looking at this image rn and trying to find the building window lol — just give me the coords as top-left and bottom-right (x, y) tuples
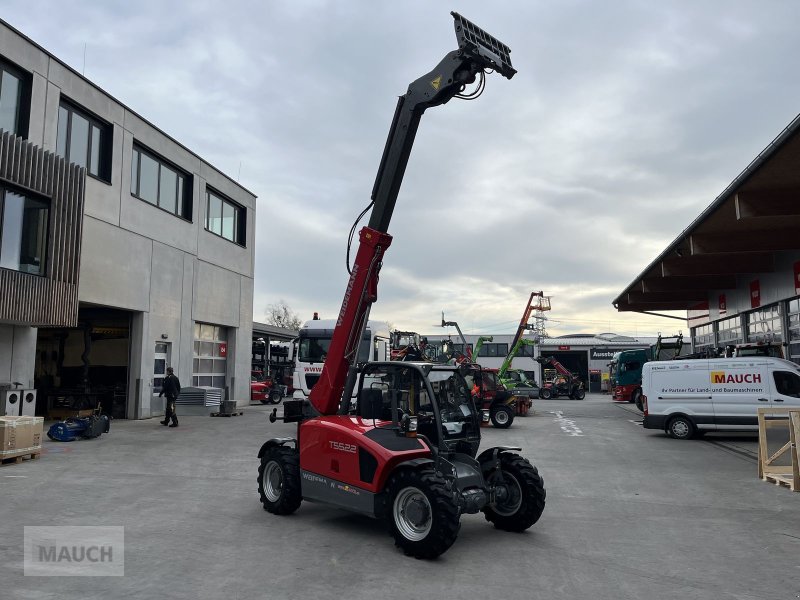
(691, 323), (714, 351)
(477, 343), (509, 358)
(746, 304), (782, 343)
(717, 315), (742, 347)
(206, 188), (245, 245)
(130, 144), (192, 219)
(0, 59), (30, 138)
(517, 343), (537, 358)
(451, 343), (473, 357)
(787, 298), (800, 366)
(192, 323), (227, 388)
(55, 100), (112, 181)
(0, 186), (49, 275)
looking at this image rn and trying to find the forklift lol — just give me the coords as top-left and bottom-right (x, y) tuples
(257, 13), (545, 559)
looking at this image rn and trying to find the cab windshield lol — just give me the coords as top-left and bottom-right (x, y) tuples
(357, 365), (478, 441)
(299, 330), (370, 363)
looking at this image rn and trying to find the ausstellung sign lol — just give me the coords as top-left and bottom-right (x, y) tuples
(590, 349), (617, 361)
(590, 348), (645, 360)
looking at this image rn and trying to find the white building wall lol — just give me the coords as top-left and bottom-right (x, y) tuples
(0, 21), (257, 415)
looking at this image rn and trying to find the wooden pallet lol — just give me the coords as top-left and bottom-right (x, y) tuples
(210, 411), (244, 417)
(764, 473), (796, 490)
(1, 450), (41, 466)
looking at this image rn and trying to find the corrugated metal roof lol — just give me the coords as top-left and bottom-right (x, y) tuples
(538, 336), (657, 347)
(252, 322), (298, 339)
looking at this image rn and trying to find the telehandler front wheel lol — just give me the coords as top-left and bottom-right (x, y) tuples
(483, 453), (545, 532)
(385, 468), (460, 559)
(258, 447), (302, 515)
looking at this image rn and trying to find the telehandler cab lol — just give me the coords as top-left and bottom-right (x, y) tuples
(257, 12), (545, 559)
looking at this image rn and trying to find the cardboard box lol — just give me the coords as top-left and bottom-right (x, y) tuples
(16, 416), (44, 450)
(0, 416), (23, 455)
(30, 416), (43, 448)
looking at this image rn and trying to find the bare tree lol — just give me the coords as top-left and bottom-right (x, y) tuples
(265, 300), (304, 331)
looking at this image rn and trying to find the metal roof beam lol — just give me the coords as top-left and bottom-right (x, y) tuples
(642, 275), (737, 292)
(735, 190), (800, 219)
(615, 301), (701, 312)
(661, 252), (774, 276)
(628, 291), (708, 304)
(690, 229), (800, 254)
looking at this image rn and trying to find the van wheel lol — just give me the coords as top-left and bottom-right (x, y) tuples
(667, 416), (695, 440)
(631, 390), (643, 411)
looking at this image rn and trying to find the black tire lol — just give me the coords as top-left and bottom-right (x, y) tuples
(572, 387), (586, 400)
(258, 447), (302, 514)
(539, 387), (552, 400)
(666, 415), (695, 440)
(631, 389), (643, 411)
(268, 389), (283, 404)
(483, 453), (546, 532)
(491, 405), (514, 429)
(384, 468), (461, 559)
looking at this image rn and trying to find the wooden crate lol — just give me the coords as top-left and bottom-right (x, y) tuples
(757, 407), (800, 492)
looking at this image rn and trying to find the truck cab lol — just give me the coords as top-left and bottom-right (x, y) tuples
(292, 319), (390, 400)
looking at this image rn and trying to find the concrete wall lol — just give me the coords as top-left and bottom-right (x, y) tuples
(0, 21), (258, 414)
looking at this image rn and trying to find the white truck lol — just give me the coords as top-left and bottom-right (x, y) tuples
(291, 318), (391, 400)
(642, 356), (800, 439)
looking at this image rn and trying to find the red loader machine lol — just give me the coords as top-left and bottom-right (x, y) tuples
(536, 356), (586, 400)
(257, 13), (545, 559)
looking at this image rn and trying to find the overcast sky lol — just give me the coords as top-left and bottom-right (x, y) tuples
(5, 1), (800, 337)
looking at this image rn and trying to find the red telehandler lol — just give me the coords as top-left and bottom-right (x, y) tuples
(536, 356), (586, 400)
(257, 13), (545, 559)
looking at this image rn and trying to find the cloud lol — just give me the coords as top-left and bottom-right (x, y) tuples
(5, 0), (800, 338)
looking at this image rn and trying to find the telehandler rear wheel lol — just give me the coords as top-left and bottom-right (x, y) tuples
(258, 447), (302, 515)
(483, 453), (545, 532)
(385, 468), (460, 559)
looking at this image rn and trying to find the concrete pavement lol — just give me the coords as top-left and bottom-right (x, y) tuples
(0, 394), (797, 600)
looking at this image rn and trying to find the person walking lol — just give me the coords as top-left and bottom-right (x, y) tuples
(159, 367), (181, 428)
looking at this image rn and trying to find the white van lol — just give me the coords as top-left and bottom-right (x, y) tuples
(641, 357), (800, 439)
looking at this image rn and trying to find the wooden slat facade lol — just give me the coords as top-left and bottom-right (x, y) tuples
(0, 130), (85, 327)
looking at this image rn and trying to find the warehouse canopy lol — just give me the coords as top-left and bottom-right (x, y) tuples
(613, 113), (800, 313)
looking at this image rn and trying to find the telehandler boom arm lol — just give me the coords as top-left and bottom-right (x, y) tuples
(309, 13), (515, 415)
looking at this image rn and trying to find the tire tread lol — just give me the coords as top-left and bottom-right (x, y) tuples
(258, 447), (302, 515)
(384, 468), (460, 559)
(483, 453), (546, 532)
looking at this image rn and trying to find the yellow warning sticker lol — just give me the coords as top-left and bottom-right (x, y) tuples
(431, 75), (442, 90)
